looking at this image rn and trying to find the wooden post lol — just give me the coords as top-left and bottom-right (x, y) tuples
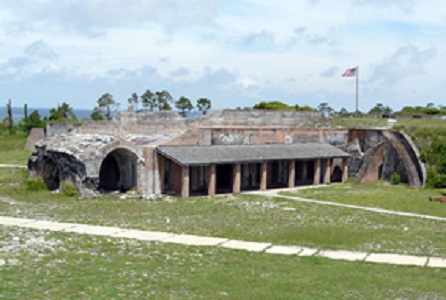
(323, 159), (331, 184)
(208, 164), (216, 196)
(342, 158), (349, 182)
(233, 163), (241, 194)
(288, 160), (295, 188)
(313, 159), (321, 185)
(181, 166), (190, 199)
(260, 162), (267, 191)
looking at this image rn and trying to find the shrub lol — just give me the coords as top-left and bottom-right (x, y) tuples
(425, 168), (446, 188)
(26, 177), (47, 191)
(60, 181), (79, 197)
(390, 172), (401, 185)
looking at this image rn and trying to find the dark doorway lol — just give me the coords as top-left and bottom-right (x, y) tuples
(190, 166), (209, 196)
(216, 164), (233, 194)
(99, 148), (138, 192)
(331, 165), (342, 183)
(99, 155), (120, 190)
(268, 161), (288, 189)
(42, 157), (60, 191)
(241, 163), (260, 191)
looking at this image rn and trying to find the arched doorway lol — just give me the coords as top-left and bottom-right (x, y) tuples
(99, 148), (138, 192)
(42, 157), (60, 191)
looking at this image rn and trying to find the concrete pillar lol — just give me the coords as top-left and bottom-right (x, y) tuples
(208, 164), (216, 197)
(288, 160), (295, 188)
(260, 162), (267, 191)
(181, 166), (190, 199)
(323, 158), (331, 184)
(313, 159), (321, 185)
(342, 158), (349, 182)
(159, 155), (165, 193)
(233, 163), (241, 194)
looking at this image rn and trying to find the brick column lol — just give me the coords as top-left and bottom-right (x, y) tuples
(288, 160), (295, 188)
(233, 163), (241, 194)
(323, 158), (331, 184)
(208, 164), (216, 196)
(342, 158), (349, 182)
(313, 159), (321, 185)
(260, 162), (267, 191)
(181, 166), (190, 199)
(159, 154), (165, 194)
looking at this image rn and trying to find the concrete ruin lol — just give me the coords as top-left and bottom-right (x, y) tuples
(27, 110), (426, 198)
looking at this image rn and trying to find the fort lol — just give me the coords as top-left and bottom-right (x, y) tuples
(27, 110), (425, 198)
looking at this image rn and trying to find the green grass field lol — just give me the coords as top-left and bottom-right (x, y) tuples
(1, 127), (446, 298)
(305, 116), (446, 130)
(1, 226), (446, 299)
(282, 181), (446, 218)
(0, 131), (32, 165)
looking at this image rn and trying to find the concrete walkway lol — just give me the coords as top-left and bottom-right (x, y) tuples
(248, 189), (446, 222)
(1, 216), (445, 268)
(0, 164), (27, 169)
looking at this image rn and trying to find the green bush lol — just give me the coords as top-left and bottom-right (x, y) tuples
(390, 172), (401, 185)
(26, 177), (47, 191)
(426, 168), (446, 188)
(60, 181), (79, 197)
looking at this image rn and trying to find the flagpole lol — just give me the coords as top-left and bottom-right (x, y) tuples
(356, 66), (359, 115)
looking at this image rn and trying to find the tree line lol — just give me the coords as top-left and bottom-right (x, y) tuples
(249, 101), (446, 117)
(91, 90), (211, 120)
(4, 97), (446, 136)
(2, 90), (212, 134)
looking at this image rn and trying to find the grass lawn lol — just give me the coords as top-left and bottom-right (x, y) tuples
(2, 179), (446, 257)
(281, 181), (446, 218)
(2, 124), (446, 298)
(305, 116), (446, 129)
(1, 226), (445, 299)
(0, 132), (32, 165)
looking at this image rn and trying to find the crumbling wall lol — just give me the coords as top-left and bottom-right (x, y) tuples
(46, 123), (82, 137)
(203, 110), (322, 127)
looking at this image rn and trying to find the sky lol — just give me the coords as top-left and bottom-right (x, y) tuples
(0, 0), (445, 112)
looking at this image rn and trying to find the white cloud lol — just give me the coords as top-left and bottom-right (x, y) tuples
(0, 0), (445, 112)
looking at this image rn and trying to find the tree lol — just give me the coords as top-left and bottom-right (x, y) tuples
(141, 89), (156, 111)
(49, 102), (77, 121)
(24, 103), (28, 120)
(368, 103), (393, 115)
(97, 93), (115, 120)
(90, 107), (104, 121)
(396, 106), (423, 115)
(317, 102), (334, 117)
(196, 98), (212, 115)
(337, 107), (349, 116)
(156, 90), (174, 111)
(175, 96), (194, 117)
(23, 110), (44, 134)
(6, 99), (13, 129)
(253, 101), (293, 110)
(294, 104), (316, 112)
(127, 93), (139, 112)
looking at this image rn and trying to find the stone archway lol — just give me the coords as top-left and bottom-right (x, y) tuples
(99, 148), (138, 192)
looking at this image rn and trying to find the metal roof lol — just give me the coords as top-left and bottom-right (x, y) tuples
(157, 143), (350, 166)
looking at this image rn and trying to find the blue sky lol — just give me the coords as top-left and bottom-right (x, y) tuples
(0, 0), (445, 112)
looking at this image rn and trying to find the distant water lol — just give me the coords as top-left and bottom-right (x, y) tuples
(0, 107), (95, 122)
(0, 107), (204, 123)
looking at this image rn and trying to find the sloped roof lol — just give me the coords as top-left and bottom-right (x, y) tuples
(157, 143), (350, 166)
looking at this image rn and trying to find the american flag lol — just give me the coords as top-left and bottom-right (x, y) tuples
(342, 67), (357, 77)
